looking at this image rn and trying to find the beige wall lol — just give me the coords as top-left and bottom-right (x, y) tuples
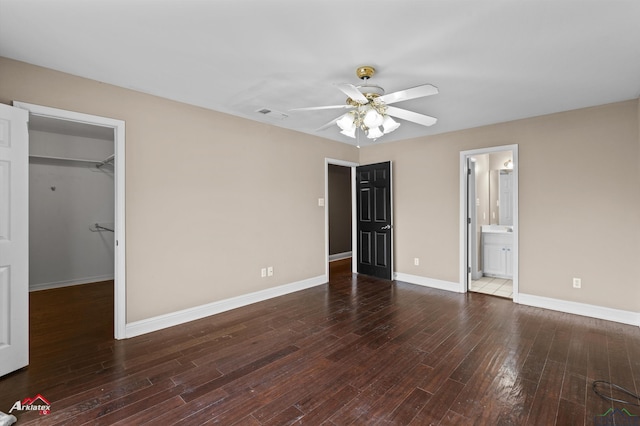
(2, 56), (638, 321)
(361, 100), (640, 312)
(0, 57), (359, 322)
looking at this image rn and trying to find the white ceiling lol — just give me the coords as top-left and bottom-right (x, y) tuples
(1, 0), (639, 146)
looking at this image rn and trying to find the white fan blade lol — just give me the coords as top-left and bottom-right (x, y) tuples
(386, 106), (437, 127)
(315, 114), (345, 131)
(378, 84), (438, 105)
(290, 105), (354, 111)
(336, 83), (368, 104)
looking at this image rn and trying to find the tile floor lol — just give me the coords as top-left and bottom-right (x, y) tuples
(470, 276), (513, 299)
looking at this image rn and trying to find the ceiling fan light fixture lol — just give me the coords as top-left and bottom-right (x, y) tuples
(336, 113), (355, 131)
(292, 66), (438, 142)
(366, 126), (383, 139)
(340, 127), (357, 138)
(382, 115), (400, 134)
(363, 108), (384, 128)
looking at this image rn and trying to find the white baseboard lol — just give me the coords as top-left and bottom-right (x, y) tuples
(394, 272), (461, 293)
(329, 251), (352, 262)
(382, 273), (639, 327)
(518, 293), (640, 327)
(125, 275), (328, 338)
(30, 274), (115, 292)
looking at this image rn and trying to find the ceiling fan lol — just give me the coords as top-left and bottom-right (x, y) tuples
(291, 66), (438, 141)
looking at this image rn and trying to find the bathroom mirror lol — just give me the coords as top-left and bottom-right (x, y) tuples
(474, 150), (512, 226)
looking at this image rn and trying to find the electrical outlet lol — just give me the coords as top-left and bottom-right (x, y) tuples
(573, 278), (581, 288)
(261, 268), (267, 278)
(267, 266), (273, 277)
(414, 258), (420, 266)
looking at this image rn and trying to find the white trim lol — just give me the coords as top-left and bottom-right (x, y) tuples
(518, 293), (640, 327)
(13, 102), (127, 339)
(325, 158), (359, 278)
(459, 145), (519, 302)
(125, 274), (327, 338)
(394, 272), (461, 293)
(329, 251), (352, 262)
(29, 275), (114, 292)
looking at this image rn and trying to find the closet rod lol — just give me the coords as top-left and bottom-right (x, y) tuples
(29, 154), (99, 164)
(96, 154), (115, 168)
(94, 223), (114, 232)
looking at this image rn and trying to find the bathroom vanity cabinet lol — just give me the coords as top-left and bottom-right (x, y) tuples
(482, 232), (513, 279)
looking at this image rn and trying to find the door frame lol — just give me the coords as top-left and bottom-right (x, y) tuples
(467, 158), (481, 280)
(14, 102), (127, 339)
(459, 144), (519, 301)
(325, 158), (359, 278)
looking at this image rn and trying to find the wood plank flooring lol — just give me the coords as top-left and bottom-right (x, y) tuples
(1, 259), (640, 425)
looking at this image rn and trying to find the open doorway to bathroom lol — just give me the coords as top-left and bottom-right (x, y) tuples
(461, 145), (518, 301)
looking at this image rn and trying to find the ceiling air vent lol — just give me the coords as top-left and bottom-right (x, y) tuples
(256, 108), (288, 120)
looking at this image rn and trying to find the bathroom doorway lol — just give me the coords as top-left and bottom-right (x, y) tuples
(460, 145), (519, 301)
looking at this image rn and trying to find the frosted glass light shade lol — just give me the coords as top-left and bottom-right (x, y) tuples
(363, 109), (384, 128)
(382, 115), (400, 133)
(340, 127), (356, 138)
(366, 126), (383, 139)
(337, 114), (355, 131)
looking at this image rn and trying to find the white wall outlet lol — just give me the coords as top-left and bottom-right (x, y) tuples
(261, 268), (267, 278)
(267, 266), (274, 277)
(573, 278), (581, 288)
(318, 198), (325, 207)
(414, 258), (420, 266)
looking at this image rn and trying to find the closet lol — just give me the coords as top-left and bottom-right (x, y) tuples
(28, 115), (115, 291)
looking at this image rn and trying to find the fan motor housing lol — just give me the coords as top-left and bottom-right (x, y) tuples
(356, 66), (376, 80)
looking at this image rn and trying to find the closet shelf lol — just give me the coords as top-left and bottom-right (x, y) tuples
(29, 154), (115, 169)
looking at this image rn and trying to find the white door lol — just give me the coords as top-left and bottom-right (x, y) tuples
(467, 158), (480, 281)
(0, 104), (29, 377)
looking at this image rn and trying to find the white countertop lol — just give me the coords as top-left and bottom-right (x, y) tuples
(482, 225), (513, 233)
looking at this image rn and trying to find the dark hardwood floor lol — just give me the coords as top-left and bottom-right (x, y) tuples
(2, 259), (639, 425)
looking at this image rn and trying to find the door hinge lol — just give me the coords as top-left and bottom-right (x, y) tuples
(467, 217), (471, 224)
(468, 266), (471, 273)
(467, 168), (472, 175)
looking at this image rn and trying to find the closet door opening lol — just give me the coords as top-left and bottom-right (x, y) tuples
(28, 116), (116, 345)
(29, 115), (115, 292)
(16, 101), (126, 340)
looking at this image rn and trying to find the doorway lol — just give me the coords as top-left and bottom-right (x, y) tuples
(325, 159), (358, 278)
(14, 102), (127, 338)
(460, 145), (519, 301)
(324, 159), (395, 281)
(327, 164), (353, 276)
(28, 116), (115, 291)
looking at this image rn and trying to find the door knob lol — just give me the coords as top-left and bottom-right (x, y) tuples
(381, 224), (391, 230)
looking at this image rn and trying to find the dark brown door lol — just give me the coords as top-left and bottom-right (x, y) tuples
(356, 161), (393, 280)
